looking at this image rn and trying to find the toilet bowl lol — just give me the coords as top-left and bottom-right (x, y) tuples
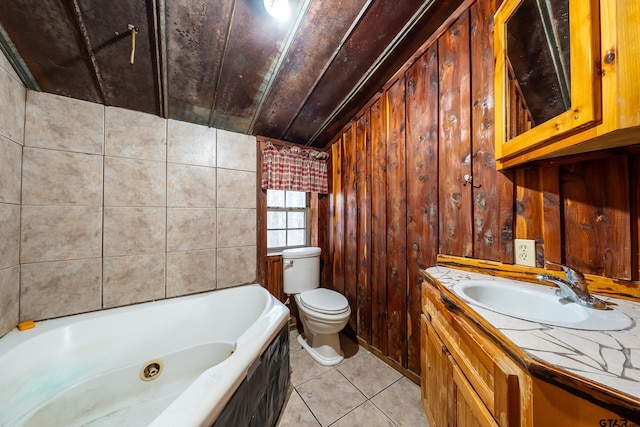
(282, 247), (351, 366)
(295, 288), (351, 365)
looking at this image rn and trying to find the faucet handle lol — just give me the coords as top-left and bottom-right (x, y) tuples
(545, 261), (587, 290)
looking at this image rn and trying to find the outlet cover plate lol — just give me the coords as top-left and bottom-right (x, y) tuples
(515, 239), (536, 267)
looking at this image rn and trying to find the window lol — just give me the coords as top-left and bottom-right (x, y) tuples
(266, 190), (309, 251)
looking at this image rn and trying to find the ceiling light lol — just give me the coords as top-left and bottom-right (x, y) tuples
(264, 0), (290, 21)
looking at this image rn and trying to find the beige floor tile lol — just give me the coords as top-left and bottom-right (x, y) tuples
(371, 377), (429, 427)
(331, 401), (396, 427)
(297, 369), (366, 427)
(285, 333), (428, 427)
(277, 389), (321, 427)
(337, 352), (403, 398)
(290, 346), (332, 386)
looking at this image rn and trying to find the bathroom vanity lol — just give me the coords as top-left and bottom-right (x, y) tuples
(420, 260), (640, 426)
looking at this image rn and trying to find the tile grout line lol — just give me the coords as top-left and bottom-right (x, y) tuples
(288, 333), (413, 427)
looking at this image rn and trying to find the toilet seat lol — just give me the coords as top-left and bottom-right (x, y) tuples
(298, 288), (349, 315)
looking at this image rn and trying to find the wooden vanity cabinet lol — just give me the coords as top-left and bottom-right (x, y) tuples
(494, 0), (640, 169)
(421, 282), (526, 426)
(421, 277), (633, 426)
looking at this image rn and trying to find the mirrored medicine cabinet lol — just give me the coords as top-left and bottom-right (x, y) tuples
(494, 0), (600, 166)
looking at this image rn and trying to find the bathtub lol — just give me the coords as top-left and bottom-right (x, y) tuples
(0, 284), (290, 427)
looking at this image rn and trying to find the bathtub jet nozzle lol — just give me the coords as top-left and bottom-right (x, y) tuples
(140, 360), (163, 381)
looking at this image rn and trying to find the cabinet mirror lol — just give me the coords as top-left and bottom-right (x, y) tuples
(507, 0), (570, 136)
(494, 0), (599, 163)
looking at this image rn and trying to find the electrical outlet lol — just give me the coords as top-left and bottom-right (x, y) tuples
(514, 239), (536, 267)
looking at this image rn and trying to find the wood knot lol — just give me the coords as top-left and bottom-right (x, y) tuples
(604, 50), (616, 65)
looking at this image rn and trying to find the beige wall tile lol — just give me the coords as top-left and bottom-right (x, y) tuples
(103, 254), (166, 308)
(0, 266), (20, 336)
(216, 129), (256, 171)
(217, 169), (256, 209)
(22, 147), (103, 206)
(0, 136), (22, 204)
(10, 90), (263, 320)
(105, 106), (166, 161)
(167, 163), (216, 207)
(25, 91), (104, 154)
(167, 208), (216, 252)
(0, 49), (20, 82)
(20, 259), (102, 321)
(0, 203), (20, 270)
(216, 246), (256, 288)
(21, 206), (102, 263)
(167, 119), (216, 166)
(103, 207), (165, 256)
(167, 249), (216, 297)
(104, 157), (165, 207)
(0, 66), (25, 145)
(217, 208), (256, 248)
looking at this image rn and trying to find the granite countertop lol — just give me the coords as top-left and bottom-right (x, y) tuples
(425, 266), (640, 401)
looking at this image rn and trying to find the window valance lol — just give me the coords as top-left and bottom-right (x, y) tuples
(261, 142), (329, 193)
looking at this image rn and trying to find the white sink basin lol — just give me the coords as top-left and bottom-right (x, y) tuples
(451, 279), (632, 331)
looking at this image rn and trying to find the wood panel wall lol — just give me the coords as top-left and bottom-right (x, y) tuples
(320, 0), (640, 377)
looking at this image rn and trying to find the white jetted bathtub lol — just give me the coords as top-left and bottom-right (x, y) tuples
(0, 285), (290, 427)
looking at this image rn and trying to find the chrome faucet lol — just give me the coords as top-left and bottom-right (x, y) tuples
(536, 261), (610, 310)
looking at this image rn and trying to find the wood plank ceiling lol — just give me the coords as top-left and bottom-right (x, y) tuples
(0, 0), (462, 148)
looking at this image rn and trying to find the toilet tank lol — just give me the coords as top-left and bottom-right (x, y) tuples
(282, 247), (321, 294)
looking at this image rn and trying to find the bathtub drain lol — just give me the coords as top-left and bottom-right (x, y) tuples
(140, 360), (163, 381)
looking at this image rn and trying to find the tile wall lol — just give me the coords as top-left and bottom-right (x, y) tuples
(0, 50), (258, 335)
(0, 49), (25, 337)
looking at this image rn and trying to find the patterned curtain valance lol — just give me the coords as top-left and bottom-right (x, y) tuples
(261, 142), (329, 194)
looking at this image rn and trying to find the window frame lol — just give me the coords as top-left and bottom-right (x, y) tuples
(266, 189), (311, 253)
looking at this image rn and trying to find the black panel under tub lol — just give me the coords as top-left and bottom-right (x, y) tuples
(212, 325), (290, 427)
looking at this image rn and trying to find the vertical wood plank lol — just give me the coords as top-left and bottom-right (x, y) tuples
(370, 97), (388, 354)
(514, 168), (544, 266)
(498, 169), (515, 264)
(356, 112), (372, 344)
(343, 126), (359, 330)
(561, 157), (631, 278)
(632, 154), (640, 281)
(331, 138), (345, 294)
(470, 0), (504, 262)
(386, 77), (408, 366)
(541, 166), (562, 264)
(265, 255), (284, 302)
(438, 11), (473, 258)
(317, 189), (333, 289)
(406, 45), (439, 374)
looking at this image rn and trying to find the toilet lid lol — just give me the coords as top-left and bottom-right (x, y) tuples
(299, 288), (349, 314)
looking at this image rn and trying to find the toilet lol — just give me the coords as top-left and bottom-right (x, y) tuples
(282, 247), (351, 366)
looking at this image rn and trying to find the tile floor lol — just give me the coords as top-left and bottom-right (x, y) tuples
(276, 330), (430, 427)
